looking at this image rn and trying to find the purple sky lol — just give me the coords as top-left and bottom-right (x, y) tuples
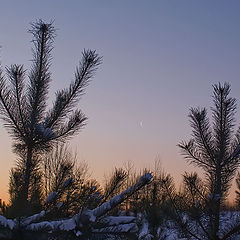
(0, 1), (240, 201)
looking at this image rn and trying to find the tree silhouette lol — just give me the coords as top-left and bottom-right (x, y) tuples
(0, 20), (101, 214)
(177, 83), (240, 239)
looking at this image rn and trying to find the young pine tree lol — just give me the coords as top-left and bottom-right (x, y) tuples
(177, 83), (240, 240)
(0, 20), (101, 215)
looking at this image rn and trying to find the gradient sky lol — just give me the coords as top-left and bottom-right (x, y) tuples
(0, 1), (240, 202)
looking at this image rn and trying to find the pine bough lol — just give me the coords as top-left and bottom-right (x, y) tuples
(0, 173), (152, 239)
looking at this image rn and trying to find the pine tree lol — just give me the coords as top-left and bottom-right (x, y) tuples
(177, 83), (240, 239)
(0, 20), (101, 215)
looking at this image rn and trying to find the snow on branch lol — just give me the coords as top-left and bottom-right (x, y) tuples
(0, 172), (152, 236)
(22, 210), (46, 226)
(46, 191), (57, 203)
(26, 217), (77, 231)
(138, 218), (153, 240)
(0, 215), (15, 230)
(93, 172), (153, 218)
(99, 216), (136, 226)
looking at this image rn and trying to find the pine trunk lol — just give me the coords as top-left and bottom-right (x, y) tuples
(21, 146), (33, 214)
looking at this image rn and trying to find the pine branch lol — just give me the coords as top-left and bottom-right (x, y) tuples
(178, 140), (214, 170)
(100, 168), (127, 205)
(212, 83), (236, 159)
(28, 19), (55, 128)
(6, 64), (28, 135)
(221, 223), (240, 240)
(0, 74), (25, 141)
(45, 49), (102, 130)
(189, 107), (216, 165)
(47, 109), (87, 143)
(93, 173), (152, 218)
